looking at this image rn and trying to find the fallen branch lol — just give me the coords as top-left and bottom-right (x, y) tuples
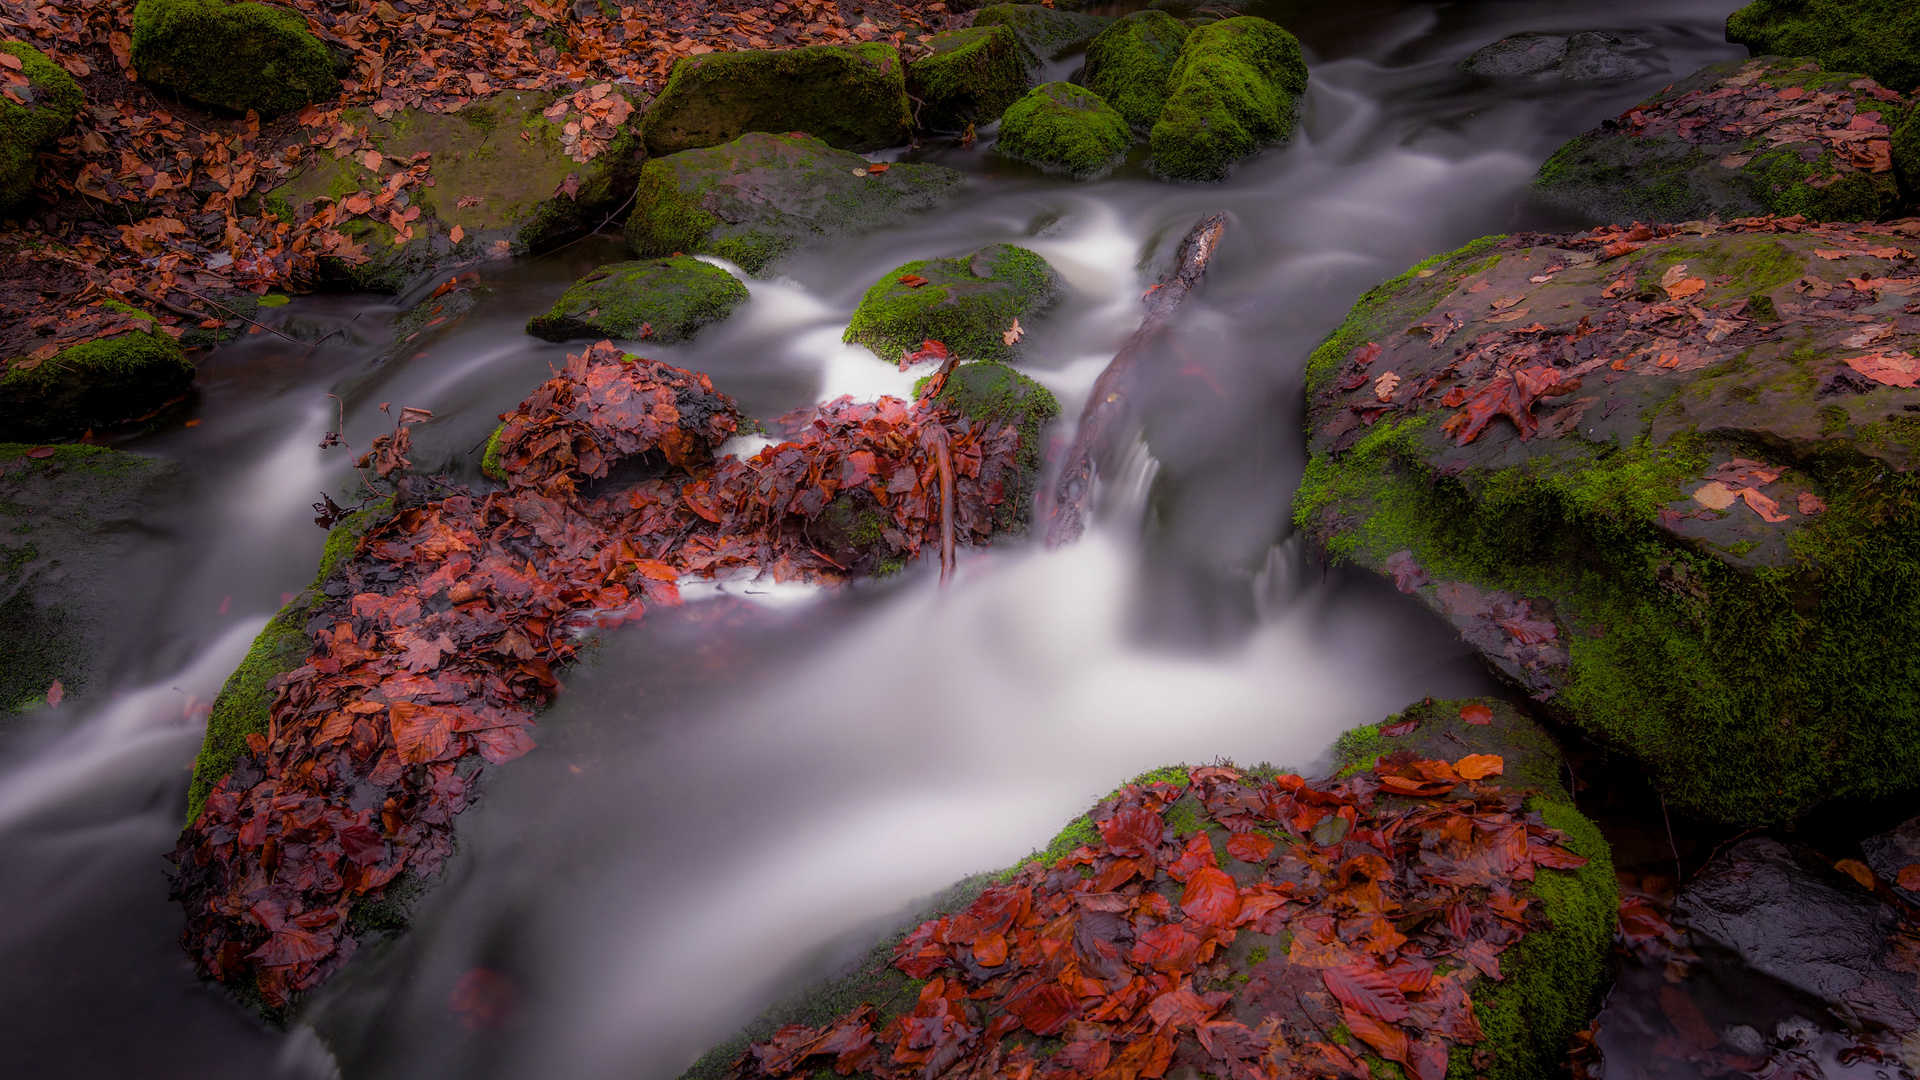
(930, 426), (956, 584)
(1045, 213), (1227, 547)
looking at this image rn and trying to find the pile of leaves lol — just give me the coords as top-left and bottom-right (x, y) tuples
(0, 0), (949, 359)
(732, 759), (1590, 1080)
(170, 341), (1029, 1005)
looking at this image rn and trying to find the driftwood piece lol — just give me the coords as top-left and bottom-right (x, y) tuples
(1044, 213), (1227, 547)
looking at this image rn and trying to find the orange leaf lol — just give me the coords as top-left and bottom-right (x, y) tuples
(1343, 1009), (1410, 1064)
(898, 274), (929, 288)
(1179, 867), (1242, 928)
(1897, 864), (1920, 892)
(1459, 703), (1493, 725)
(627, 558), (680, 581)
(1454, 753), (1504, 780)
(1225, 831), (1276, 863)
(1835, 858), (1875, 891)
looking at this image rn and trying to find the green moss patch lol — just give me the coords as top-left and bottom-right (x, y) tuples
(130, 0), (343, 116)
(1082, 9), (1192, 131)
(0, 42), (82, 207)
(1149, 16), (1308, 182)
(1727, 0), (1920, 93)
(643, 43), (912, 155)
(526, 257), (749, 343)
(996, 82), (1132, 178)
(971, 4), (1114, 69)
(625, 131), (964, 276)
(0, 309), (194, 441)
(906, 25), (1031, 132)
(845, 244), (1061, 363)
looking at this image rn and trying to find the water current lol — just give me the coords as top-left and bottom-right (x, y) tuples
(0, 2), (1753, 1077)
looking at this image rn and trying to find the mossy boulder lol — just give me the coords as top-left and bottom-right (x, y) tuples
(642, 43), (912, 156)
(0, 43), (82, 207)
(844, 243), (1061, 363)
(0, 444), (178, 715)
(1463, 31), (1654, 82)
(680, 697), (1614, 1080)
(1149, 16), (1309, 182)
(1727, 0), (1920, 93)
(996, 82), (1131, 177)
(1081, 9), (1191, 131)
(263, 91), (646, 292)
(905, 25), (1030, 133)
(1295, 223), (1920, 825)
(130, 0), (344, 116)
(1535, 56), (1911, 225)
(0, 307), (195, 441)
(526, 257), (749, 344)
(971, 4), (1114, 70)
(624, 131), (964, 276)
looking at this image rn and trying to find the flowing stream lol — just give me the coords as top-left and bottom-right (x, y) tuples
(0, 2), (1750, 1077)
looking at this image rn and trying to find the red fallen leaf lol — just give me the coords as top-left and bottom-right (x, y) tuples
(45, 679), (63, 706)
(1342, 1007), (1410, 1063)
(1324, 963), (1410, 1022)
(1454, 754), (1503, 780)
(1351, 341), (1382, 368)
(1899, 865), (1920, 892)
(1004, 978), (1076, 1034)
(246, 926), (332, 967)
(899, 273), (930, 288)
(972, 932), (1008, 967)
(1181, 866), (1242, 928)
(1225, 831), (1276, 863)
(1380, 718), (1421, 737)
(1166, 831), (1217, 881)
(1052, 1037), (1110, 1075)
(1099, 806), (1164, 856)
(1145, 979), (1227, 1028)
(1196, 1019), (1266, 1061)
(866, 162), (891, 175)
(1459, 704), (1493, 725)
(24, 446), (55, 458)
(1128, 923), (1203, 973)
(447, 967), (517, 1032)
(1457, 940), (1504, 980)
(1405, 1035), (1449, 1080)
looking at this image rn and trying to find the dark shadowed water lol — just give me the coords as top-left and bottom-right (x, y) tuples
(0, 3), (1755, 1078)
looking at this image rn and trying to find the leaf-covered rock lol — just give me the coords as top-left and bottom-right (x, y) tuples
(995, 82), (1132, 178)
(625, 131), (964, 276)
(129, 0), (345, 116)
(1727, 0), (1920, 94)
(641, 43), (912, 156)
(0, 42), (82, 207)
(1150, 16), (1309, 182)
(906, 25), (1031, 133)
(526, 257), (749, 344)
(0, 302), (194, 440)
(971, 4), (1114, 71)
(1294, 219), (1920, 825)
(1081, 9), (1191, 131)
(1534, 56), (1912, 226)
(845, 244), (1062, 363)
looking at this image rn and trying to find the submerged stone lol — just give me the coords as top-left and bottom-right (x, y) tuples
(1295, 223), (1920, 825)
(1150, 16), (1309, 182)
(1462, 33), (1568, 77)
(995, 82), (1132, 178)
(641, 43), (912, 155)
(906, 25), (1031, 133)
(624, 131), (964, 276)
(130, 0), (344, 115)
(1728, 0), (1920, 94)
(1081, 9), (1191, 131)
(0, 43), (81, 207)
(1536, 57), (1911, 225)
(1463, 31), (1652, 81)
(264, 90), (647, 292)
(525, 257), (749, 344)
(844, 243), (1062, 363)
(971, 4), (1114, 69)
(0, 304), (195, 441)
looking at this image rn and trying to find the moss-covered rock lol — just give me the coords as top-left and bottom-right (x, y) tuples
(186, 499), (387, 823)
(1295, 224), (1920, 825)
(624, 131), (964, 276)
(971, 4), (1114, 70)
(1898, 107), (1920, 202)
(129, 0), (344, 116)
(1149, 16), (1308, 182)
(844, 244), (1061, 363)
(526, 257), (749, 343)
(0, 42), (82, 207)
(906, 25), (1030, 133)
(642, 43), (912, 156)
(924, 359), (1058, 533)
(0, 305), (195, 441)
(1535, 57), (1911, 225)
(0, 444), (178, 715)
(995, 82), (1132, 178)
(1081, 9), (1191, 131)
(262, 90), (646, 292)
(1727, 0), (1920, 93)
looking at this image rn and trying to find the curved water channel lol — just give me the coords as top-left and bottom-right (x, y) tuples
(0, 2), (1752, 1077)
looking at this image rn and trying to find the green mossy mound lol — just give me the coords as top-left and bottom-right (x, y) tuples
(971, 4), (1114, 70)
(1295, 226), (1920, 825)
(0, 307), (194, 441)
(642, 43), (912, 155)
(1082, 9), (1191, 131)
(906, 25), (1030, 133)
(186, 499), (387, 823)
(0, 444), (178, 715)
(995, 82), (1132, 178)
(0, 43), (82, 207)
(264, 91), (646, 292)
(1535, 57), (1911, 225)
(1150, 16), (1309, 182)
(624, 131), (964, 276)
(130, 0), (343, 116)
(526, 257), (749, 343)
(1727, 0), (1920, 93)
(844, 243), (1061, 363)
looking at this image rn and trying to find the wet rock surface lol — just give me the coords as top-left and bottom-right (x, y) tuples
(972, 4), (1114, 69)
(1462, 31), (1653, 82)
(526, 257), (749, 344)
(844, 243), (1062, 363)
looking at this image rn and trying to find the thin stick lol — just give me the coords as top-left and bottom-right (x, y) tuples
(1660, 792), (1683, 884)
(178, 287), (309, 346)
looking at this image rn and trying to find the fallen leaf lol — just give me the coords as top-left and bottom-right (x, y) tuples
(25, 446), (56, 458)
(1845, 352), (1920, 387)
(449, 225), (465, 243)
(46, 679), (63, 706)
(1453, 754), (1503, 780)
(1738, 487), (1789, 523)
(1002, 318), (1024, 347)
(1373, 372), (1400, 401)
(1797, 491), (1825, 514)
(1718, 154), (1753, 168)
(1489, 295), (1524, 311)
(1815, 250), (1849, 260)
(1692, 481), (1738, 510)
(1835, 858), (1875, 891)
(1899, 864), (1920, 892)
(898, 274), (930, 288)
(1459, 704), (1493, 726)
